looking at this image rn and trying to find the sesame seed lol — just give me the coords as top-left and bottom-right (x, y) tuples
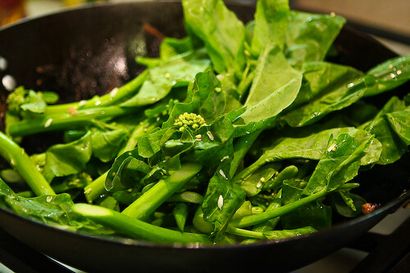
(327, 143), (337, 152)
(219, 169), (228, 180)
(207, 131), (214, 141)
(44, 118), (53, 128)
(217, 195), (224, 210)
(110, 88), (119, 98)
(220, 155), (229, 162)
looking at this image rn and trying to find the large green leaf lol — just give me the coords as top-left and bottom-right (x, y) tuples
(182, 0), (246, 74)
(236, 46), (302, 131)
(43, 132), (92, 181)
(303, 133), (372, 195)
(91, 128), (128, 162)
(285, 11), (345, 67)
(121, 57), (209, 107)
(251, 0), (290, 54)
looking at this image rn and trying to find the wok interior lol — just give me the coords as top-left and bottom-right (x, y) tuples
(0, 2), (409, 226)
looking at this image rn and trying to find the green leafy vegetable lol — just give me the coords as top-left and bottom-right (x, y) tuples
(0, 0), (409, 246)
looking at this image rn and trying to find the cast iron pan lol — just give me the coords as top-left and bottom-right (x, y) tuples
(0, 1), (409, 272)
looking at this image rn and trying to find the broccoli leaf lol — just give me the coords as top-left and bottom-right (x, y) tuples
(202, 168), (246, 239)
(303, 133), (372, 195)
(290, 62), (363, 109)
(240, 127), (381, 181)
(386, 108), (410, 145)
(361, 97), (409, 164)
(235, 46), (302, 133)
(90, 128), (128, 162)
(105, 149), (151, 192)
(182, 0), (246, 74)
(43, 132), (92, 181)
(121, 57), (210, 107)
(365, 56), (410, 97)
(251, 0), (290, 54)
(285, 11), (345, 67)
(160, 37), (194, 60)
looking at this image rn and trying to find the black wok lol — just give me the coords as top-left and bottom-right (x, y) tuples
(0, 2), (409, 272)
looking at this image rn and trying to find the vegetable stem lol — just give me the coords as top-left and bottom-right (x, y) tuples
(232, 190), (326, 228)
(46, 71), (148, 113)
(82, 70), (149, 108)
(72, 203), (209, 244)
(8, 106), (135, 137)
(122, 163), (201, 219)
(0, 132), (55, 196)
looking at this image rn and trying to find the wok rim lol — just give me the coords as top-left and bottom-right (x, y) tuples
(0, 190), (408, 250)
(0, 0), (409, 253)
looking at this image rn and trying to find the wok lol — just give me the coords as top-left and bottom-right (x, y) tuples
(0, 1), (409, 272)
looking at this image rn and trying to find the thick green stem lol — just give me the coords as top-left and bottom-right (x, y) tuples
(122, 163), (202, 219)
(263, 165), (298, 191)
(46, 70), (148, 113)
(84, 173), (107, 202)
(8, 106), (135, 137)
(173, 203), (189, 231)
(0, 132), (55, 196)
(82, 70), (149, 108)
(84, 120), (154, 203)
(45, 102), (78, 115)
(72, 203), (209, 244)
(232, 190), (326, 228)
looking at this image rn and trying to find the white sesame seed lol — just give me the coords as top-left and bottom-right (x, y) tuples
(327, 143), (337, 152)
(216, 74), (224, 81)
(44, 118), (53, 128)
(220, 155), (229, 162)
(110, 88), (119, 97)
(207, 131), (214, 141)
(217, 195), (224, 210)
(219, 169), (228, 180)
